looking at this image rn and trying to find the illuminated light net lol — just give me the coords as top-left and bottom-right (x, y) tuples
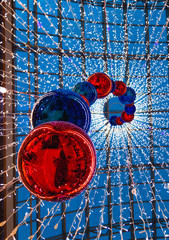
(1, 0), (169, 239)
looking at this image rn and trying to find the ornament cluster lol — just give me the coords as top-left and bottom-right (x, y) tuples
(109, 81), (136, 126)
(17, 72), (136, 202)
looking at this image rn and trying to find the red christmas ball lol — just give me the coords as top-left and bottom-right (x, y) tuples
(87, 72), (112, 98)
(121, 111), (134, 122)
(17, 121), (96, 202)
(115, 117), (123, 125)
(113, 81), (127, 96)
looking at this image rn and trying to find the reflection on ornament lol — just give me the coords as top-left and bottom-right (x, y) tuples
(17, 122), (96, 202)
(113, 81), (127, 96)
(73, 82), (97, 105)
(121, 111), (134, 122)
(31, 89), (91, 132)
(119, 87), (136, 105)
(87, 72), (112, 98)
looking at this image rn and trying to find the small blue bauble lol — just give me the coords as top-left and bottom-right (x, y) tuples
(111, 79), (116, 92)
(31, 89), (91, 132)
(118, 87), (136, 105)
(73, 82), (97, 105)
(109, 115), (117, 126)
(125, 105), (136, 115)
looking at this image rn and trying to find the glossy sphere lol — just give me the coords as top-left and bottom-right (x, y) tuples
(73, 82), (97, 105)
(121, 111), (134, 122)
(111, 79), (116, 92)
(113, 81), (127, 96)
(31, 89), (91, 132)
(17, 121), (96, 202)
(125, 105), (136, 115)
(87, 73), (112, 98)
(119, 87), (136, 105)
(115, 117), (123, 125)
(109, 115), (117, 126)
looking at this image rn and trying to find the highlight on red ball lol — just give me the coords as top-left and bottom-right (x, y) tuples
(87, 72), (112, 98)
(17, 121), (96, 202)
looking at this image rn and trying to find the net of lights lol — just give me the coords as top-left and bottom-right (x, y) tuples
(0, 0), (169, 240)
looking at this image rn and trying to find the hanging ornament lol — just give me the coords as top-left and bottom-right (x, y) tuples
(17, 121), (96, 202)
(125, 105), (136, 115)
(121, 111), (134, 122)
(87, 72), (112, 98)
(109, 115), (117, 126)
(111, 79), (116, 92)
(115, 117), (124, 125)
(118, 87), (136, 105)
(113, 81), (127, 96)
(31, 89), (91, 132)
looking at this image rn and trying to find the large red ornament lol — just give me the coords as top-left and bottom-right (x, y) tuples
(113, 81), (127, 96)
(87, 72), (112, 98)
(17, 121), (96, 202)
(121, 111), (134, 122)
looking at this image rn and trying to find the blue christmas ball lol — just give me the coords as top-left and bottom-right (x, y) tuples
(109, 115), (117, 126)
(125, 105), (136, 115)
(111, 79), (116, 92)
(31, 89), (91, 132)
(73, 82), (97, 105)
(118, 87), (136, 105)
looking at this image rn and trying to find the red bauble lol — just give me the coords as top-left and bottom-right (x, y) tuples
(87, 72), (112, 98)
(113, 81), (127, 96)
(121, 111), (134, 122)
(17, 121), (96, 202)
(115, 117), (123, 125)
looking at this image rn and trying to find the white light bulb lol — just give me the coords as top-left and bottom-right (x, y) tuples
(0, 87), (7, 93)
